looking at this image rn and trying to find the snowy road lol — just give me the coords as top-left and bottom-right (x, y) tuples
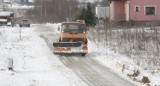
(36, 24), (138, 86)
(59, 56), (137, 86)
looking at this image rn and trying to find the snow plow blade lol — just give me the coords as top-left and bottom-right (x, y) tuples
(53, 42), (81, 47)
(53, 42), (88, 56)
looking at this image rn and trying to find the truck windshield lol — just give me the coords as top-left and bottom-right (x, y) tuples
(62, 24), (85, 33)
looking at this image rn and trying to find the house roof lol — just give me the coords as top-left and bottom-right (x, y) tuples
(3, 0), (13, 3)
(0, 12), (13, 17)
(0, 19), (7, 22)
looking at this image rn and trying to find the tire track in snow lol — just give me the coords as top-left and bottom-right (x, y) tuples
(59, 56), (137, 86)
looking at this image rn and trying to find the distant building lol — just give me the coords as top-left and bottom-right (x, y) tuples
(21, 0), (34, 5)
(96, 5), (109, 19)
(110, 0), (160, 25)
(0, 11), (14, 25)
(3, 0), (13, 4)
(95, 5), (109, 25)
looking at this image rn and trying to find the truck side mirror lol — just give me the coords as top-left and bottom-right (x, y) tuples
(58, 27), (60, 31)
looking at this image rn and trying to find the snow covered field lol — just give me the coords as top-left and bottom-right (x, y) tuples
(0, 25), (87, 86)
(88, 27), (160, 86)
(0, 24), (159, 86)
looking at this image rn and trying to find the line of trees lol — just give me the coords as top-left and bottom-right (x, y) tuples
(27, 0), (79, 22)
(26, 0), (98, 24)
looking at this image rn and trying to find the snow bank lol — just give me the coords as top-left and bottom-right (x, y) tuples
(0, 25), (87, 86)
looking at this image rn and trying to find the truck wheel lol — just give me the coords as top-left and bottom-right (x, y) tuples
(82, 54), (85, 56)
(85, 39), (88, 44)
(59, 38), (61, 42)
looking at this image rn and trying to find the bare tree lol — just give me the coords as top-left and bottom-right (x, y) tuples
(26, 0), (79, 22)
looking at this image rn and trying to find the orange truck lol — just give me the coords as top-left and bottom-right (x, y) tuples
(53, 20), (88, 56)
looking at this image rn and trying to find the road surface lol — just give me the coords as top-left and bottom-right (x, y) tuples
(36, 24), (138, 86)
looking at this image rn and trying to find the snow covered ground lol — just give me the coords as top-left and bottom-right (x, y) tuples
(88, 40), (160, 86)
(88, 27), (160, 86)
(0, 24), (159, 86)
(0, 25), (87, 86)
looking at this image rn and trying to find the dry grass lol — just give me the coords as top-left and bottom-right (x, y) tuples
(89, 24), (160, 73)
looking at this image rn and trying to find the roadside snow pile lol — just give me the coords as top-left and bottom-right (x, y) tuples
(44, 23), (61, 33)
(44, 23), (61, 29)
(0, 25), (87, 86)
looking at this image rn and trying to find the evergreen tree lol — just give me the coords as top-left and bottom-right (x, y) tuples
(76, 3), (95, 26)
(80, 8), (87, 20)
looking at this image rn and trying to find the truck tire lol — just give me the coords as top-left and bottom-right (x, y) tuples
(82, 53), (85, 56)
(85, 39), (88, 44)
(59, 38), (61, 42)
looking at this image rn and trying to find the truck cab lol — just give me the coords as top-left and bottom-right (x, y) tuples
(53, 21), (88, 56)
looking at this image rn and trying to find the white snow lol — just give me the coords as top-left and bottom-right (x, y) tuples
(0, 19), (7, 22)
(3, 0), (13, 3)
(0, 25), (87, 86)
(0, 23), (159, 86)
(6, 4), (34, 9)
(88, 28), (160, 86)
(0, 11), (12, 16)
(28, 0), (34, 2)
